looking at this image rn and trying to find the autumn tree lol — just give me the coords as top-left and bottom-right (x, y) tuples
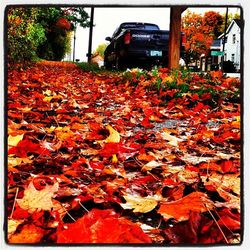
(221, 11), (240, 31)
(202, 11), (223, 38)
(36, 7), (90, 61)
(94, 43), (108, 57)
(181, 11), (209, 66)
(181, 10), (223, 66)
(7, 7), (46, 62)
(7, 6), (90, 62)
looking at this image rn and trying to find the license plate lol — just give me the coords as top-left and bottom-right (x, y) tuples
(150, 50), (162, 56)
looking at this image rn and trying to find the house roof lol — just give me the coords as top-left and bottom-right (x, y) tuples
(218, 19), (241, 39)
(233, 19), (241, 28)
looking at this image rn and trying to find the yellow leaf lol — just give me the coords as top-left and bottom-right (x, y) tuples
(8, 134), (24, 147)
(8, 219), (24, 236)
(231, 120), (240, 129)
(201, 173), (240, 195)
(99, 125), (120, 144)
(46, 126), (56, 133)
(201, 173), (240, 211)
(149, 115), (162, 122)
(43, 89), (52, 96)
(54, 126), (74, 141)
(161, 129), (182, 147)
(142, 160), (163, 171)
(17, 179), (59, 212)
(43, 96), (53, 102)
(112, 154), (118, 163)
(163, 76), (174, 83)
(105, 125), (120, 143)
(8, 156), (33, 168)
(19, 107), (32, 112)
(43, 94), (63, 102)
(121, 194), (159, 213)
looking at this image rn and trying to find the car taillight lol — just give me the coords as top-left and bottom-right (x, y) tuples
(124, 32), (131, 44)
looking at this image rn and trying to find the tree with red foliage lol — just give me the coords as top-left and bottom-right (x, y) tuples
(202, 11), (223, 38)
(182, 10), (223, 66)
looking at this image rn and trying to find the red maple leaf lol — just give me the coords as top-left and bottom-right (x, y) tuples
(56, 208), (152, 243)
(8, 139), (50, 157)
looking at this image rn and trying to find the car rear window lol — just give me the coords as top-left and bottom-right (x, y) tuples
(121, 23), (159, 30)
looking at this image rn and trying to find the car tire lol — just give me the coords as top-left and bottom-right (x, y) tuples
(115, 56), (126, 70)
(104, 56), (112, 70)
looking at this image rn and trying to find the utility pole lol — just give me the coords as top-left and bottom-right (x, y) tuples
(87, 7), (95, 63)
(221, 7), (229, 72)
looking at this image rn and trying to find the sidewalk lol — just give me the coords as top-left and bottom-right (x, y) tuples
(225, 73), (241, 78)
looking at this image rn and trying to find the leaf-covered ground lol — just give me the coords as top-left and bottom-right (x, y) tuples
(7, 61), (241, 245)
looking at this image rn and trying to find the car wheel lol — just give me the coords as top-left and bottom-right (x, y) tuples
(115, 56), (126, 70)
(104, 57), (112, 70)
(115, 56), (120, 70)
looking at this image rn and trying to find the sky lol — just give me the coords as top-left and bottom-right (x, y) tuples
(65, 6), (241, 62)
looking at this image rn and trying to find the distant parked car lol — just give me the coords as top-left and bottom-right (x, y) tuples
(104, 22), (185, 70)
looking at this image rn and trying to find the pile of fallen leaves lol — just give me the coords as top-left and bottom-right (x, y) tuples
(7, 61), (241, 245)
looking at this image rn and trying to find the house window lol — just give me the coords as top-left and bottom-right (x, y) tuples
(233, 34), (236, 44)
(231, 54), (235, 62)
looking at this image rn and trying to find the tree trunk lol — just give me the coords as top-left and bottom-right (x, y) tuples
(168, 7), (182, 69)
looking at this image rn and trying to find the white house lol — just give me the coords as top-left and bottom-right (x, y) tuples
(218, 19), (241, 71)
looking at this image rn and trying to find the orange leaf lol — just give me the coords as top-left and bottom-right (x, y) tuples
(8, 224), (45, 243)
(158, 192), (213, 221)
(56, 208), (151, 243)
(137, 153), (156, 162)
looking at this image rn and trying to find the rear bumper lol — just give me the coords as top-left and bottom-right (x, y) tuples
(120, 48), (168, 64)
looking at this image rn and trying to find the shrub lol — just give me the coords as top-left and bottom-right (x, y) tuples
(37, 27), (72, 61)
(76, 62), (102, 72)
(7, 6), (90, 63)
(7, 7), (46, 62)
